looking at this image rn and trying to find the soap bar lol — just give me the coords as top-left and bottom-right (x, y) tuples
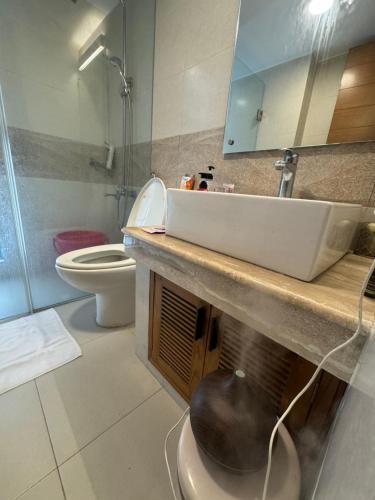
(142, 226), (166, 234)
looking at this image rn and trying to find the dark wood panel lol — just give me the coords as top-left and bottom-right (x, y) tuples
(341, 61), (375, 89)
(328, 41), (375, 143)
(334, 83), (375, 109)
(328, 125), (375, 144)
(346, 41), (375, 68)
(329, 105), (375, 130)
(201, 307), (223, 376)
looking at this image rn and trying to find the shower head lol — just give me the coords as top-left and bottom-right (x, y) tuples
(108, 56), (123, 72)
(108, 55), (131, 96)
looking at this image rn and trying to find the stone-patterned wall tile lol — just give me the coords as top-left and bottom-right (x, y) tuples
(8, 127), (117, 185)
(151, 134), (180, 188)
(292, 142), (375, 205)
(152, 127), (375, 206)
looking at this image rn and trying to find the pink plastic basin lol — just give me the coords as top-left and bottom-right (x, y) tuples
(53, 230), (108, 255)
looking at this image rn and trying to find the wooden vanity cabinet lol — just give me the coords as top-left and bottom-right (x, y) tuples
(149, 272), (346, 448)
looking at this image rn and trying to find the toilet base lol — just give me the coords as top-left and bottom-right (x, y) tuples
(56, 257), (136, 329)
(95, 287), (135, 328)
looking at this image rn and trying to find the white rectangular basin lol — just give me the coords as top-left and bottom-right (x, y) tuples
(166, 189), (361, 281)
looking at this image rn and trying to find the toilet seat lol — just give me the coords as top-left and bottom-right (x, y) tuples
(56, 177), (167, 272)
(177, 416), (301, 500)
(56, 244), (135, 271)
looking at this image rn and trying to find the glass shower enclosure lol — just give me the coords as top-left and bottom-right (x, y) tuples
(0, 0), (155, 321)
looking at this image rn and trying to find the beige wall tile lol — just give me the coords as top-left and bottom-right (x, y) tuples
(152, 72), (184, 141)
(183, 0), (239, 70)
(181, 49), (233, 135)
(154, 0), (189, 83)
(152, 0), (240, 139)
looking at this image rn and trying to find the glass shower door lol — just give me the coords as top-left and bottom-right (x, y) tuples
(0, 84), (31, 320)
(0, 0), (120, 310)
(0, 0), (156, 314)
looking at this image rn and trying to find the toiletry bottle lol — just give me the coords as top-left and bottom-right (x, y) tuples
(180, 174), (195, 190)
(198, 166), (215, 191)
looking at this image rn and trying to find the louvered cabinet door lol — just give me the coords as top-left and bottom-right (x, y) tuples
(149, 274), (210, 401)
(203, 311), (295, 413)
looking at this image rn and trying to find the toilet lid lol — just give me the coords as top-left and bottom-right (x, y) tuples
(126, 177), (167, 227)
(177, 416), (301, 500)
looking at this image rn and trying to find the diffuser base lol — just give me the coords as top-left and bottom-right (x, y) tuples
(177, 416), (301, 500)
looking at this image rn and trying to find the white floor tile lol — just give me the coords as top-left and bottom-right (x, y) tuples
(59, 390), (183, 500)
(36, 330), (161, 465)
(55, 297), (125, 346)
(16, 471), (65, 500)
(0, 381), (56, 500)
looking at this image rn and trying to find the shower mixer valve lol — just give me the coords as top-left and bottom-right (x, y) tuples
(105, 185), (136, 201)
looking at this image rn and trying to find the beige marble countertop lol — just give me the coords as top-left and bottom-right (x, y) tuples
(124, 227), (375, 335)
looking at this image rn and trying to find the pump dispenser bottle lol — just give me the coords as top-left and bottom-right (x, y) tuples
(198, 166), (215, 191)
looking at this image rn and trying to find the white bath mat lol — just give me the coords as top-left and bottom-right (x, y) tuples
(0, 308), (82, 395)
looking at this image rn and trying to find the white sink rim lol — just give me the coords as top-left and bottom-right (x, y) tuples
(165, 189), (361, 282)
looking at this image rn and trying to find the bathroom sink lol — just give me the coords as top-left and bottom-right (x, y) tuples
(165, 189), (361, 281)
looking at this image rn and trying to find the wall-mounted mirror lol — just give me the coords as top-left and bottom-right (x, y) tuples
(224, 0), (375, 154)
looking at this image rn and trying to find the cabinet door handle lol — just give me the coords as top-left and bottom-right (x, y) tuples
(208, 317), (219, 352)
(194, 307), (206, 341)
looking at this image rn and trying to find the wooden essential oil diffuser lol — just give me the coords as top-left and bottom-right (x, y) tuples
(190, 368), (278, 473)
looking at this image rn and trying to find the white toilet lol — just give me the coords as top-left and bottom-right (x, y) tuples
(177, 416), (301, 500)
(55, 177), (166, 327)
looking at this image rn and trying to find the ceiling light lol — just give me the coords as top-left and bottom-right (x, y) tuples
(78, 34), (105, 71)
(308, 0), (334, 15)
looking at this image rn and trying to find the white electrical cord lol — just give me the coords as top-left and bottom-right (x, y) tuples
(165, 407), (190, 500)
(261, 257), (375, 500)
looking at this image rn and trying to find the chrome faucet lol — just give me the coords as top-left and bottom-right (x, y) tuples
(274, 148), (299, 198)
